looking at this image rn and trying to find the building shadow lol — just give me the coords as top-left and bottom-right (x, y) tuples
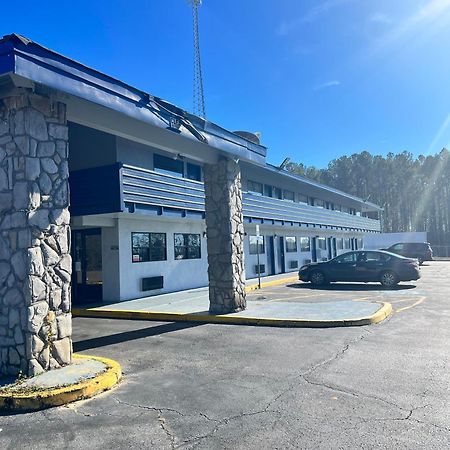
(73, 321), (203, 352)
(286, 283), (417, 292)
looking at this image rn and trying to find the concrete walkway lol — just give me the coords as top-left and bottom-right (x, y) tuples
(73, 276), (392, 327)
(0, 354), (122, 412)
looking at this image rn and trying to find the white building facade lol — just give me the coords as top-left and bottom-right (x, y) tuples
(69, 125), (381, 303)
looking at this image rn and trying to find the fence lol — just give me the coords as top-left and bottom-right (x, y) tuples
(431, 245), (450, 258)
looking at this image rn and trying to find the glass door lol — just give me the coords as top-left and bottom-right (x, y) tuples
(72, 228), (103, 304)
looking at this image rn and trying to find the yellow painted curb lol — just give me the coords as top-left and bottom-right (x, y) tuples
(73, 301), (392, 328)
(245, 275), (299, 292)
(0, 354), (122, 412)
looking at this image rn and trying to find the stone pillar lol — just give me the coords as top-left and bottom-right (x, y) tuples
(0, 90), (72, 377)
(204, 157), (246, 314)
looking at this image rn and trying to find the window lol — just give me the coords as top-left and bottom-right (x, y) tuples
(154, 154), (183, 177)
(285, 236), (297, 252)
(344, 238), (351, 249)
(336, 238), (344, 250)
(315, 199), (325, 208)
(249, 235), (265, 254)
(298, 194), (308, 204)
(186, 163), (202, 181)
(273, 187), (282, 199)
(132, 232), (167, 263)
(359, 251), (389, 262)
(318, 237), (327, 250)
(174, 233), (201, 260)
(300, 237), (310, 252)
(334, 252), (357, 263)
(391, 243), (404, 251)
(335, 204), (342, 212)
(247, 180), (263, 195)
(283, 190), (294, 202)
(264, 185), (273, 197)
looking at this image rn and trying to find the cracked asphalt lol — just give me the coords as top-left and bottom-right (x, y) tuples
(1, 262), (450, 449)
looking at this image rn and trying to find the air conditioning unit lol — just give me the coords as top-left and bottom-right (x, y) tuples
(290, 260), (298, 269)
(254, 264), (265, 274)
(142, 276), (164, 291)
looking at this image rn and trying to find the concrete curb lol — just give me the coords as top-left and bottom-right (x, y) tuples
(0, 354), (122, 412)
(73, 301), (392, 328)
(245, 275), (299, 292)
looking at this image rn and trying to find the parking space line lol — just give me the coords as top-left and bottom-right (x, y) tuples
(264, 292), (330, 303)
(395, 296), (426, 313)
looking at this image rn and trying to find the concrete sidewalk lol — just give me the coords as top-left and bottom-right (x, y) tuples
(73, 278), (392, 327)
(0, 354), (122, 412)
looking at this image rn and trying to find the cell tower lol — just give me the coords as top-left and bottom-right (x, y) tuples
(190, 0), (206, 118)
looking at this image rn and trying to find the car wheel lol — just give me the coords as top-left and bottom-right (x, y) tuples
(417, 257), (424, 265)
(310, 270), (326, 286)
(380, 271), (398, 288)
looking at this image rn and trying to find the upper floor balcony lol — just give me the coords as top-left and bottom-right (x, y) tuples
(69, 164), (381, 232)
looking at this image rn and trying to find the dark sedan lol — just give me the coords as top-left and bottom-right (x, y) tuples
(299, 250), (420, 287)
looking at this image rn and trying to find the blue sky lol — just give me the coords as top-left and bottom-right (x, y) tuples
(3, 0), (450, 167)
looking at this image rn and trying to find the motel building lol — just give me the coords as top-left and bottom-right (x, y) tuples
(0, 34), (382, 376)
(0, 34), (382, 307)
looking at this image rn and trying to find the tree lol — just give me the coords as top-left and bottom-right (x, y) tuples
(286, 149), (450, 253)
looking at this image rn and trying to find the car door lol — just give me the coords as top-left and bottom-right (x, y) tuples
(327, 252), (358, 281)
(355, 251), (384, 281)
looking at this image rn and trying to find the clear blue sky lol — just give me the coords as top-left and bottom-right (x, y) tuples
(3, 0), (450, 167)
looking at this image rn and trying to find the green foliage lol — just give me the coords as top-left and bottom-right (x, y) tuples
(286, 149), (450, 246)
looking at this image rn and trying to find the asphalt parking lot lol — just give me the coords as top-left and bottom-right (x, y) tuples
(1, 261), (449, 449)
(247, 264), (430, 314)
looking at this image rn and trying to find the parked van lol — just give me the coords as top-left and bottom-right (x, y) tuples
(381, 243), (433, 265)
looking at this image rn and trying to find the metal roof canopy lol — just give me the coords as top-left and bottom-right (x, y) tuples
(0, 33), (266, 166)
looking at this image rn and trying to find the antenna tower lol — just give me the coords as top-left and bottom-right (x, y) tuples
(190, 0), (206, 118)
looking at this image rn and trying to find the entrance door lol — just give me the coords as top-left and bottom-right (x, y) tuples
(278, 236), (285, 273)
(266, 236), (276, 275)
(311, 237), (317, 262)
(72, 228), (103, 304)
(332, 238), (337, 258)
(327, 238), (333, 260)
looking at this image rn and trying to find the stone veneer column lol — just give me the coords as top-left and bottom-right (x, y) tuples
(203, 157), (246, 314)
(0, 90), (72, 377)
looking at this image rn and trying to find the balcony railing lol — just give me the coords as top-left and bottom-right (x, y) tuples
(69, 164), (381, 232)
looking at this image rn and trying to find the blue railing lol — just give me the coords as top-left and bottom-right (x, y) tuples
(122, 165), (205, 211)
(69, 164), (381, 232)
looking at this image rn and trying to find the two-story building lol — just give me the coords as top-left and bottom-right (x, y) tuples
(0, 34), (382, 307)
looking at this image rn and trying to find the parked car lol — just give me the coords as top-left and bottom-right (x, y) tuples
(298, 250), (420, 287)
(380, 242), (433, 265)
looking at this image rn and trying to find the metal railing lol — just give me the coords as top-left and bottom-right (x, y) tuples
(70, 163), (381, 232)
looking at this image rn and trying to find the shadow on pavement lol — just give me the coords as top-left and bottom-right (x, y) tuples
(73, 321), (204, 352)
(286, 283), (417, 292)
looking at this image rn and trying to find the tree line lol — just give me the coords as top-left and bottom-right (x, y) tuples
(285, 149), (450, 251)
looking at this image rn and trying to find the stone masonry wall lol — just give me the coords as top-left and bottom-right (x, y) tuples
(0, 91), (72, 377)
(203, 157), (246, 314)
